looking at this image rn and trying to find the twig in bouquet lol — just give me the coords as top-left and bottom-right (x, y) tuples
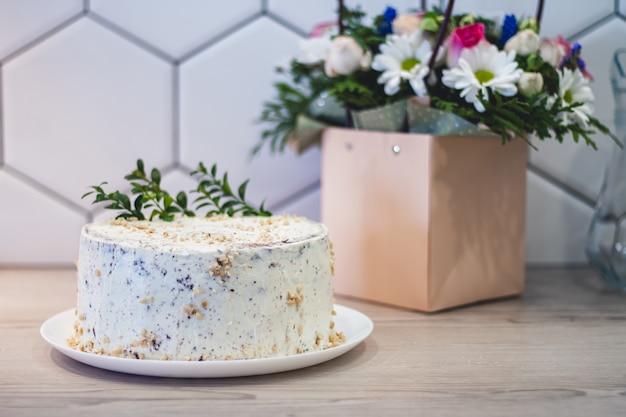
(420, 0), (426, 11)
(536, 0), (545, 29)
(338, 0), (344, 34)
(337, 0), (355, 127)
(426, 0), (455, 79)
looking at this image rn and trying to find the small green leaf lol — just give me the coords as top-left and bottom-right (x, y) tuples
(125, 173), (142, 181)
(221, 200), (239, 211)
(134, 195), (143, 213)
(150, 168), (161, 186)
(94, 194), (109, 203)
(196, 161), (208, 176)
(104, 203), (121, 210)
(163, 193), (173, 209)
(222, 173), (233, 196)
(238, 180), (249, 200)
(176, 191), (187, 209)
(420, 15), (439, 32)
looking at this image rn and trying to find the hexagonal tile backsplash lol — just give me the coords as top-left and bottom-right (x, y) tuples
(0, 0), (623, 266)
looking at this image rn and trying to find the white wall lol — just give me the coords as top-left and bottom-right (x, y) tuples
(0, 0), (622, 266)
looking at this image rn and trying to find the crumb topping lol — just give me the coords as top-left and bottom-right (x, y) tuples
(287, 284), (304, 308)
(315, 332), (324, 348)
(328, 330), (346, 348)
(138, 296), (154, 304)
(181, 303), (200, 318)
(89, 215), (325, 252)
(209, 252), (233, 277)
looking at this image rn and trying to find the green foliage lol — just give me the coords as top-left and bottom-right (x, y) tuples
(190, 162), (271, 217)
(82, 160), (193, 221)
(419, 11), (442, 34)
(82, 183), (143, 220)
(328, 74), (383, 110)
(255, 62), (330, 156)
(342, 6), (384, 51)
(82, 160), (271, 221)
(431, 88), (620, 150)
(255, 81), (310, 155)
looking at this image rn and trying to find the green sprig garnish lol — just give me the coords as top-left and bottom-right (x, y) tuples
(124, 159), (194, 221)
(82, 160), (271, 221)
(191, 162), (271, 217)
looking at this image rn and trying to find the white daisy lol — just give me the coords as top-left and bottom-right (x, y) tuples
(371, 31), (432, 96)
(442, 41), (523, 112)
(554, 68), (594, 127)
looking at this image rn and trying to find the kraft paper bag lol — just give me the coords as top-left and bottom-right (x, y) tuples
(321, 127), (527, 312)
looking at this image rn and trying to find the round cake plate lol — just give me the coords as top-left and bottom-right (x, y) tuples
(40, 304), (373, 378)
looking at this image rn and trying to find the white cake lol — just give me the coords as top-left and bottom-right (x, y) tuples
(70, 214), (343, 361)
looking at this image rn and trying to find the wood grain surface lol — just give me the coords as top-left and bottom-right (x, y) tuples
(1, 267), (626, 417)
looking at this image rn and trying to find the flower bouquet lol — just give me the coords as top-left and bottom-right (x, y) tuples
(255, 0), (618, 312)
(255, 0), (618, 154)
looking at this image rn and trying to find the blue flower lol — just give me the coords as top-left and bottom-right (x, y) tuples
(497, 14), (518, 48)
(377, 6), (397, 36)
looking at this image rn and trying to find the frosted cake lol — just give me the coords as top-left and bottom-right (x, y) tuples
(69, 214), (343, 361)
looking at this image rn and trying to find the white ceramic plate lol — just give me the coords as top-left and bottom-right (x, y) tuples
(40, 304), (373, 378)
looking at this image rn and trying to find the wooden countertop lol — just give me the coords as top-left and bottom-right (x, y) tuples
(1, 267), (626, 416)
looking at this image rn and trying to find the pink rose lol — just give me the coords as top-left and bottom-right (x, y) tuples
(446, 23), (485, 67)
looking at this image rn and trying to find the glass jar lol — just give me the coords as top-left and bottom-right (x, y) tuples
(585, 49), (626, 290)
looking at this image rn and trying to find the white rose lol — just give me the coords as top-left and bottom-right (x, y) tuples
(392, 14), (421, 36)
(324, 36), (372, 77)
(518, 72), (544, 97)
(504, 29), (540, 56)
(539, 38), (566, 68)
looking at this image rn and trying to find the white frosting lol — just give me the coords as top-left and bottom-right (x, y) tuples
(72, 215), (340, 361)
